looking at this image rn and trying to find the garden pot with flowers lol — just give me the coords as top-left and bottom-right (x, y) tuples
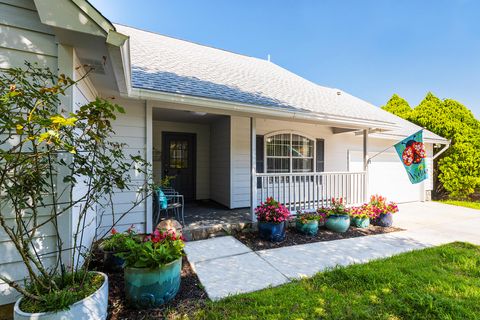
(369, 195), (399, 227)
(325, 198), (351, 233)
(118, 229), (185, 309)
(295, 211), (325, 236)
(100, 226), (135, 272)
(255, 197), (291, 242)
(349, 204), (372, 228)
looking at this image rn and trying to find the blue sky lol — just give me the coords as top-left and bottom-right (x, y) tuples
(91, 0), (480, 117)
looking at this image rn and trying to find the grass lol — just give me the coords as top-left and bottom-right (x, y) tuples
(192, 242), (480, 320)
(438, 200), (480, 210)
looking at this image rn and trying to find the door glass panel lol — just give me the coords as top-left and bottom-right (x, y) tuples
(169, 140), (188, 169)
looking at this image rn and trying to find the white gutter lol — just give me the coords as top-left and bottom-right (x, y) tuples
(433, 143), (451, 160)
(126, 87), (400, 130)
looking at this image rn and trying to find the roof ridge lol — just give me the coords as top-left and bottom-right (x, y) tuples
(114, 22), (272, 64)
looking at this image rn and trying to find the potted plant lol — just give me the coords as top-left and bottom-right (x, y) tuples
(316, 207), (329, 227)
(325, 198), (351, 233)
(100, 227), (135, 272)
(295, 211), (325, 236)
(1, 64), (151, 320)
(349, 204), (372, 228)
(370, 195), (399, 227)
(255, 197), (291, 242)
(118, 228), (185, 309)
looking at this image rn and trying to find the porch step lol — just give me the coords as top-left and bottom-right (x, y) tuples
(183, 221), (254, 241)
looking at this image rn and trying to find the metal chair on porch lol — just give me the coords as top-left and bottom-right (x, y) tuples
(153, 187), (185, 227)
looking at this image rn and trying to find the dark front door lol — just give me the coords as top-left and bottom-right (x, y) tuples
(162, 132), (196, 201)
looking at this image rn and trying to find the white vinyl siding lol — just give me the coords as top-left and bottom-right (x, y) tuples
(0, 1), (57, 70)
(0, 0), (58, 305)
(96, 97), (148, 234)
(230, 116), (250, 208)
(210, 117), (231, 207)
(152, 120), (210, 200)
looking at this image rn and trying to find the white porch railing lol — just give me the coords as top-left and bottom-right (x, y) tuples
(256, 171), (367, 211)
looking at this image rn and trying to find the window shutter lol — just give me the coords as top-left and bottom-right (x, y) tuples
(256, 135), (264, 189)
(256, 135), (264, 173)
(316, 139), (325, 172)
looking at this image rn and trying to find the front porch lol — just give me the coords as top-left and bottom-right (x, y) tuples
(150, 105), (371, 234)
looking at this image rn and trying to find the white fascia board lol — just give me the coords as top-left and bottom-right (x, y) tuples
(106, 30), (131, 95)
(369, 132), (450, 145)
(126, 87), (399, 130)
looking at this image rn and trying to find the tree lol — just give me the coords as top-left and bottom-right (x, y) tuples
(382, 92), (480, 199)
(381, 94), (412, 118)
(0, 63), (151, 310)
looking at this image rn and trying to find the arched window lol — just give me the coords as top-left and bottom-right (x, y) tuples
(265, 132), (315, 173)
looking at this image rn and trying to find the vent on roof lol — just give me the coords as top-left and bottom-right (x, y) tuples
(80, 58), (106, 74)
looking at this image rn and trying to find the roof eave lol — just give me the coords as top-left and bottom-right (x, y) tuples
(106, 31), (132, 95)
(34, 0), (115, 37)
(127, 87), (398, 130)
(370, 132), (450, 145)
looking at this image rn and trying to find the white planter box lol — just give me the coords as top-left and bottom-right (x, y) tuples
(13, 272), (108, 320)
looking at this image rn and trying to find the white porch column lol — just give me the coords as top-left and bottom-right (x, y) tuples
(145, 101), (153, 232)
(363, 129), (369, 202)
(250, 117), (257, 221)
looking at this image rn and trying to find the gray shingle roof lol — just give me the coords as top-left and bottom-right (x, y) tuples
(115, 24), (448, 143)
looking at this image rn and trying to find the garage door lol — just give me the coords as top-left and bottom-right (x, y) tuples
(349, 151), (424, 203)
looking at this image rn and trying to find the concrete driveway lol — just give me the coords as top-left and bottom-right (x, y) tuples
(185, 201), (479, 300)
(395, 201), (480, 245)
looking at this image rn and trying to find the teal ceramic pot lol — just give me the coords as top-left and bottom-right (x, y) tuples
(124, 258), (182, 309)
(352, 217), (370, 228)
(325, 215), (350, 233)
(258, 221), (286, 242)
(374, 213), (393, 227)
(295, 220), (319, 236)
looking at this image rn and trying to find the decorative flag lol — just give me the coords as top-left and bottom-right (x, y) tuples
(394, 130), (427, 184)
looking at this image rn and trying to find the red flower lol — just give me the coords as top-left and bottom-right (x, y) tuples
(111, 228), (118, 235)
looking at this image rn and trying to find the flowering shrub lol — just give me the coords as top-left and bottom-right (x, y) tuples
(255, 197), (291, 223)
(118, 229), (185, 268)
(327, 198), (350, 216)
(101, 226), (136, 252)
(349, 204), (373, 219)
(369, 195), (399, 219)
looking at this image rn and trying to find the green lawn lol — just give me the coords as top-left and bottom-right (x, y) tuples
(438, 200), (480, 210)
(193, 242), (480, 320)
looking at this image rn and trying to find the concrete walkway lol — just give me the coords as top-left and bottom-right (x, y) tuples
(184, 202), (480, 300)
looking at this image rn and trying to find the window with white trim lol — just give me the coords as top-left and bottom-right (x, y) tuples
(265, 133), (315, 173)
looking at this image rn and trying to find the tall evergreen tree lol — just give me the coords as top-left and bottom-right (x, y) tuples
(381, 94), (412, 118)
(382, 92), (480, 199)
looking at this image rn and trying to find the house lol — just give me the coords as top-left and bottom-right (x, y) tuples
(0, 0), (449, 305)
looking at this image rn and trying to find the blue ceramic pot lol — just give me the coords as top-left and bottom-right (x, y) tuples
(124, 258), (182, 309)
(325, 215), (350, 233)
(258, 221), (286, 242)
(103, 250), (125, 272)
(352, 217), (370, 228)
(374, 213), (393, 227)
(295, 220), (319, 236)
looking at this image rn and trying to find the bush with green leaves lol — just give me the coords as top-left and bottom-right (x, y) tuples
(0, 63), (151, 311)
(382, 92), (480, 199)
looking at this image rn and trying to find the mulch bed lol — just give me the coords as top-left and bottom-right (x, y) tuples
(89, 253), (207, 320)
(234, 224), (404, 251)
